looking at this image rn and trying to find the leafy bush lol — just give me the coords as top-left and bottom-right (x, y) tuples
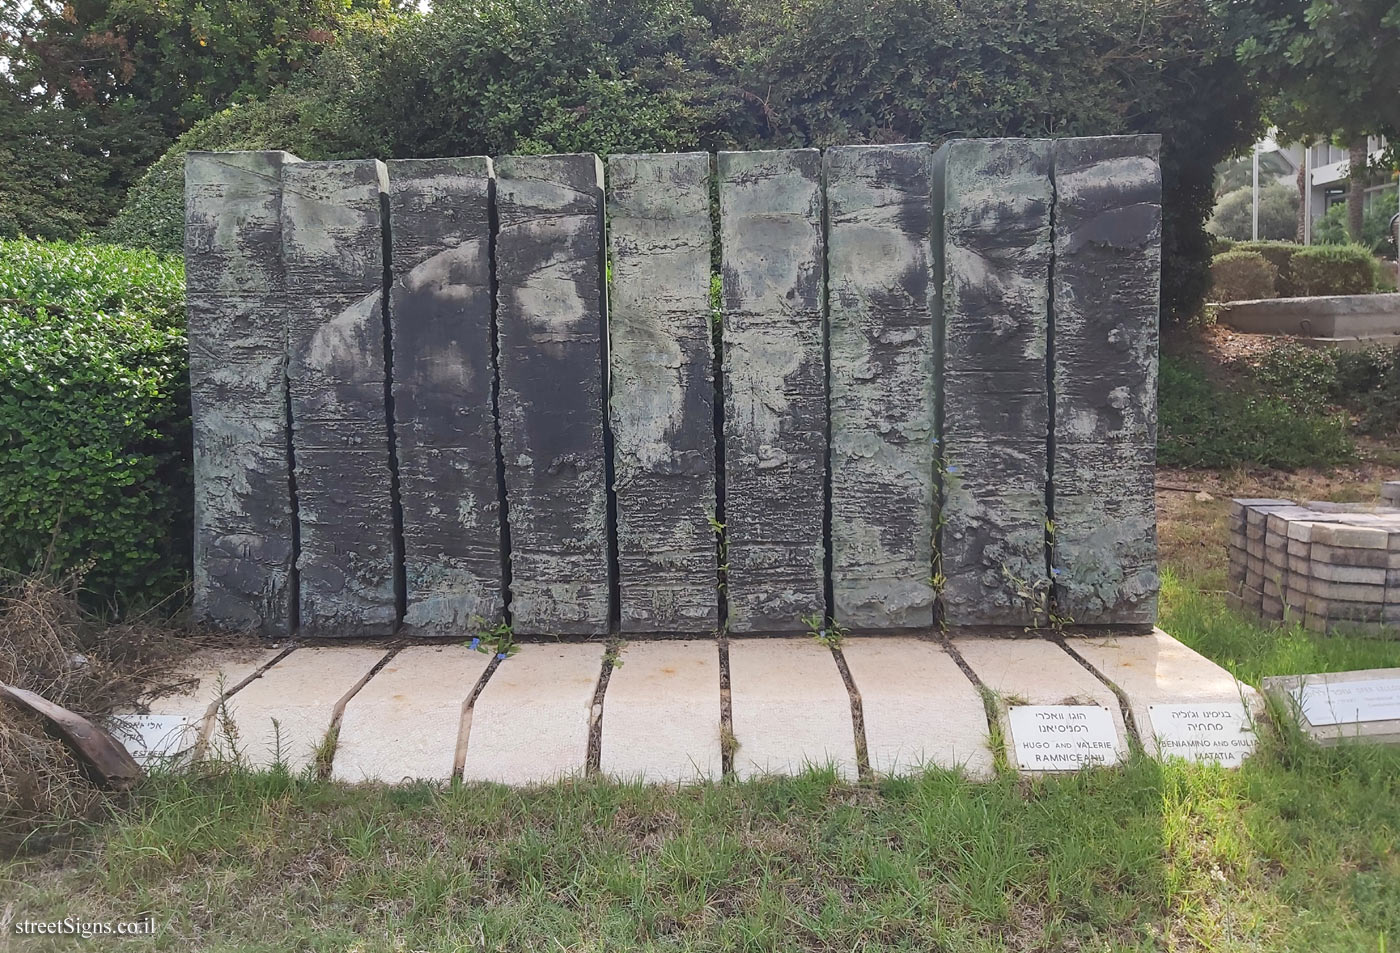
(1207, 182), (1299, 241)
(1158, 355), (1352, 468)
(1236, 340), (1400, 439)
(1314, 189), (1399, 255)
(1209, 249), (1277, 301)
(108, 0), (1260, 322)
(1332, 346), (1400, 437)
(0, 240), (190, 611)
(1289, 244), (1376, 296)
(1233, 240), (1301, 296)
(1250, 341), (1338, 414)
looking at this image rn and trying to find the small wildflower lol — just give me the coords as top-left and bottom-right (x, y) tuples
(470, 637), (481, 650)
(497, 652), (508, 660)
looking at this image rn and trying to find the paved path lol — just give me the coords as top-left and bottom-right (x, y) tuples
(124, 629), (1257, 784)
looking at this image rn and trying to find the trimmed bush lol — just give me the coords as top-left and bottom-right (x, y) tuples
(0, 240), (190, 611)
(1209, 249), (1277, 301)
(1290, 244), (1376, 296)
(1233, 240), (1300, 296)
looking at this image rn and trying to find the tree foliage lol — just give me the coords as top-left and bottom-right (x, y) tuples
(1208, 183), (1300, 241)
(1219, 0), (1400, 142)
(0, 0), (399, 238)
(111, 0), (1261, 322)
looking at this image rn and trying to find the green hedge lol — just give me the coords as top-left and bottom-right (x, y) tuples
(1290, 244), (1377, 296)
(1209, 249), (1277, 301)
(1232, 240), (1300, 296)
(0, 239), (190, 611)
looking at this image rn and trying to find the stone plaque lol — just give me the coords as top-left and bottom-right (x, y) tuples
(1008, 704), (1119, 770)
(185, 150), (300, 634)
(282, 158), (399, 636)
(1148, 702), (1257, 766)
(1296, 677), (1400, 726)
(934, 139), (1053, 626)
(1050, 136), (1162, 626)
(108, 714), (198, 765)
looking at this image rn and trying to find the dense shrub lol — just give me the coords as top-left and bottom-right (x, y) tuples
(1314, 189), (1399, 255)
(1332, 346), (1400, 437)
(1209, 250), (1277, 301)
(0, 240), (190, 611)
(108, 0), (1260, 322)
(1207, 182), (1299, 241)
(1233, 240), (1300, 296)
(1289, 244), (1377, 296)
(1237, 340), (1400, 439)
(1157, 355), (1352, 468)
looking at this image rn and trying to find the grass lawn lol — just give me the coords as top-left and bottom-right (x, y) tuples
(3, 476), (1400, 952)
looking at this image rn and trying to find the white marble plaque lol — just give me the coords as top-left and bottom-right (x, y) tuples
(108, 713), (198, 764)
(1296, 677), (1400, 727)
(1148, 702), (1257, 766)
(1008, 705), (1120, 770)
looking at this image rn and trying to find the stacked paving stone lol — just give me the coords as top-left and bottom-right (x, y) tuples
(1228, 498), (1400, 636)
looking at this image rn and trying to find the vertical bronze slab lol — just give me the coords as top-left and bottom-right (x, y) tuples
(718, 149), (826, 633)
(494, 154), (610, 635)
(283, 159), (398, 636)
(185, 150), (300, 634)
(825, 143), (938, 630)
(1051, 136), (1161, 626)
(607, 153), (718, 632)
(933, 139), (1053, 627)
(387, 157), (505, 633)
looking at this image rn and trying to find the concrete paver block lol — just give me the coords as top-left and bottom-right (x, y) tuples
(461, 642), (604, 785)
(600, 640), (721, 783)
(110, 646), (283, 758)
(952, 635), (1130, 769)
(215, 646), (390, 770)
(333, 645), (492, 782)
(1066, 628), (1260, 757)
(727, 637), (858, 780)
(840, 637), (993, 778)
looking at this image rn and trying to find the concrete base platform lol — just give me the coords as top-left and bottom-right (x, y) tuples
(601, 640), (721, 783)
(952, 635), (1131, 770)
(1068, 630), (1261, 759)
(461, 643), (604, 786)
(137, 628), (1291, 785)
(215, 646), (390, 770)
(333, 645), (492, 782)
(727, 637), (859, 781)
(841, 637), (992, 778)
(108, 646), (283, 761)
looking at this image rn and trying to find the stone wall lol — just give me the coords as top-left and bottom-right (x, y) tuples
(185, 138), (1161, 638)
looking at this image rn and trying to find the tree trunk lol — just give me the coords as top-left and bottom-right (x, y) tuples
(1296, 155), (1307, 243)
(1347, 136), (1368, 242)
